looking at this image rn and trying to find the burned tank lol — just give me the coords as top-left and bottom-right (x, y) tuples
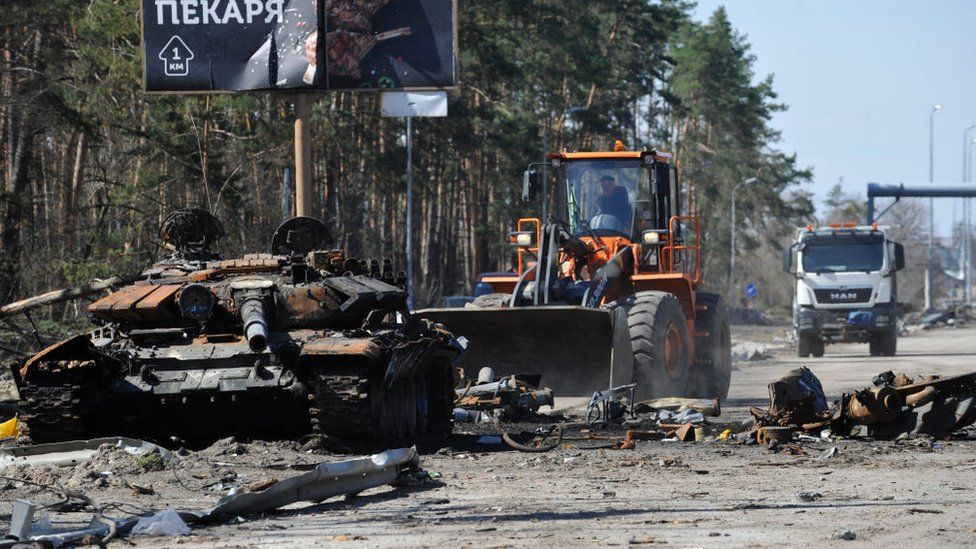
(13, 209), (460, 445)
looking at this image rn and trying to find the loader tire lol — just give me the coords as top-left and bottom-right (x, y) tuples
(690, 293), (732, 400)
(616, 291), (691, 400)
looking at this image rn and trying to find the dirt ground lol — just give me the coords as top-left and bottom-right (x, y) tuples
(2, 322), (976, 547)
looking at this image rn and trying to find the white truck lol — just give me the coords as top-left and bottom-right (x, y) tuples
(782, 223), (905, 357)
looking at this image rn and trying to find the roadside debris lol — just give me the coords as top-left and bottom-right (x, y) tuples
(731, 341), (769, 362)
(454, 367), (554, 422)
(586, 383), (637, 425)
(746, 367), (976, 443)
(3, 446), (422, 546)
(633, 397), (721, 416)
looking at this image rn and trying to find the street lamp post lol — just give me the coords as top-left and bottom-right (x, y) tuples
(925, 104), (942, 311)
(729, 177), (758, 298)
(967, 131), (976, 306)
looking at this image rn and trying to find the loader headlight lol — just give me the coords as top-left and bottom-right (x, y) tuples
(642, 230), (666, 245)
(178, 283), (215, 322)
(511, 231), (535, 248)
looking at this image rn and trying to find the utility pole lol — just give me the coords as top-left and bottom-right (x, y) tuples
(294, 94), (313, 217)
(729, 177), (757, 298)
(925, 104), (942, 311)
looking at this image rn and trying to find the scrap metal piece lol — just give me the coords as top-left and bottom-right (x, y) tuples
(455, 369), (554, 419)
(7, 499), (36, 541)
(502, 425), (563, 453)
(26, 515), (138, 548)
(905, 386), (937, 408)
(757, 426), (794, 445)
(586, 383), (637, 426)
(0, 437), (172, 469)
(673, 423), (695, 442)
(187, 447), (419, 521)
(848, 386), (903, 425)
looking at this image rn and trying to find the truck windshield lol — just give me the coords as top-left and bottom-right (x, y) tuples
(565, 159), (641, 237)
(801, 238), (884, 273)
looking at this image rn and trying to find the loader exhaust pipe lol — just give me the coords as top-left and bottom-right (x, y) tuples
(240, 297), (269, 352)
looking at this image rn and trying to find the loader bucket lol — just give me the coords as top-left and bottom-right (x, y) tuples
(418, 306), (620, 403)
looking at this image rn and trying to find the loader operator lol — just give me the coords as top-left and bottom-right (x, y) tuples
(595, 175), (632, 229)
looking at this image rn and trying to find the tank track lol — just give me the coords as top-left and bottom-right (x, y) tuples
(17, 382), (86, 444)
(309, 373), (376, 440)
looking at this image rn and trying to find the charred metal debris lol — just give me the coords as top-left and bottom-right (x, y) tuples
(746, 367), (976, 444)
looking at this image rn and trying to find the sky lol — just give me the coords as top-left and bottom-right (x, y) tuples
(692, 0), (976, 237)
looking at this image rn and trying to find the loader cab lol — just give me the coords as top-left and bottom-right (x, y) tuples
(551, 150), (683, 259)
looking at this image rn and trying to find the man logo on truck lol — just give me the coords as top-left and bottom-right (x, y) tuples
(830, 292), (858, 300)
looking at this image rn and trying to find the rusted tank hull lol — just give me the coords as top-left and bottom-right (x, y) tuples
(15, 328), (456, 445)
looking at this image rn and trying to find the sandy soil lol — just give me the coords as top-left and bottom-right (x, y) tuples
(1, 324), (975, 547)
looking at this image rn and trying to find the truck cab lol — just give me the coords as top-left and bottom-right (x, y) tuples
(783, 223), (906, 357)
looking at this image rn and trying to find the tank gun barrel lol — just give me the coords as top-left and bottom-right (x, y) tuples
(240, 297), (269, 352)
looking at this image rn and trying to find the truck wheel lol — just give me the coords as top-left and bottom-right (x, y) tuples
(869, 336), (882, 356)
(617, 291), (691, 400)
(881, 329), (897, 356)
(690, 293), (732, 400)
(797, 335), (811, 358)
(811, 338), (825, 358)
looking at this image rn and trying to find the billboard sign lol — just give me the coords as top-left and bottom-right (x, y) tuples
(142, 0), (457, 92)
(380, 91), (448, 117)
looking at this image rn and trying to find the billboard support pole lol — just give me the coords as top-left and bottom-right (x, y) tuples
(406, 116), (414, 311)
(295, 94), (313, 217)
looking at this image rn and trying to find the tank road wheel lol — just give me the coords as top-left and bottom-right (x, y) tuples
(690, 293), (732, 400)
(308, 356), (455, 446)
(616, 291), (691, 400)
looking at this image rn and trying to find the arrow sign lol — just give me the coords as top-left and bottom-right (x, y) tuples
(744, 283), (758, 300)
(158, 36), (194, 77)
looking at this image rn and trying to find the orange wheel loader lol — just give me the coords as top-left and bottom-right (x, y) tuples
(419, 143), (731, 403)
